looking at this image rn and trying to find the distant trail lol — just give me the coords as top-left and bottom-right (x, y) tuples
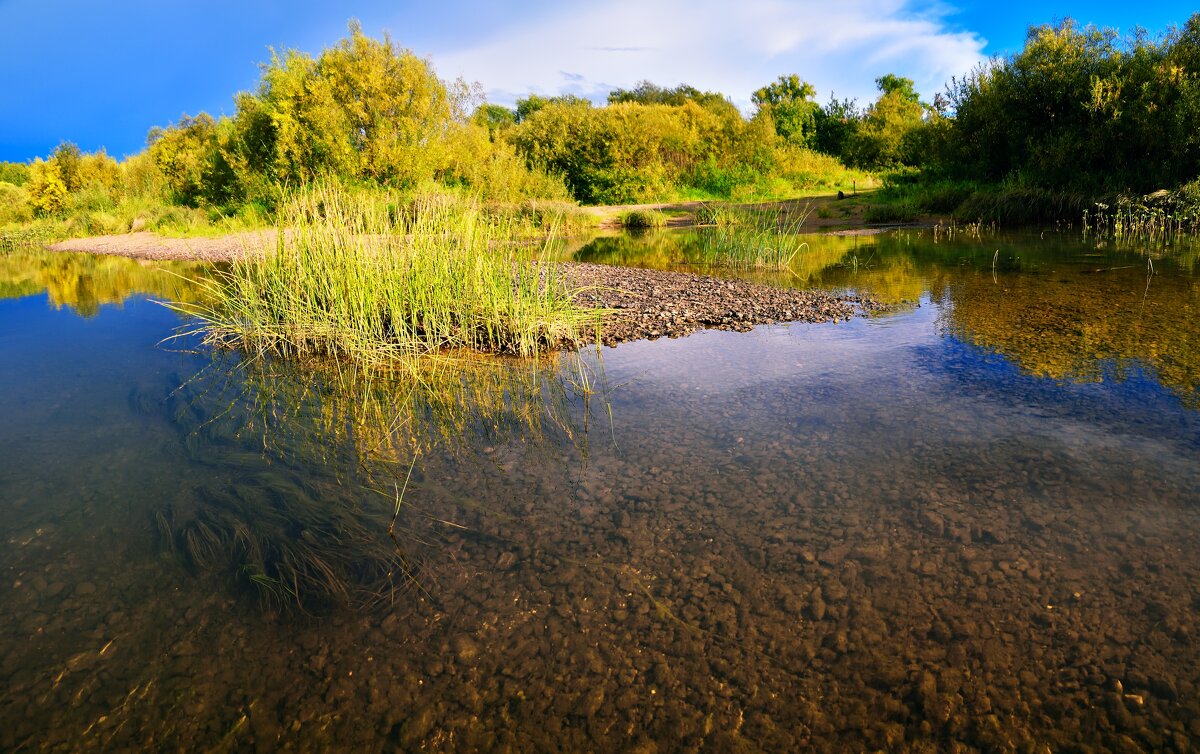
(580, 192), (899, 230)
(50, 230), (276, 262)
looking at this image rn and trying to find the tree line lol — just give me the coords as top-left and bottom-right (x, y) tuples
(3, 14), (1199, 232)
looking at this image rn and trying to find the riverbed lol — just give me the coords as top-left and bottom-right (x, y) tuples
(2, 228), (1198, 751)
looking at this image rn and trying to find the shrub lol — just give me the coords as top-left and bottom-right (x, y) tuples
(26, 159), (68, 216)
(0, 162), (29, 186)
(864, 203), (918, 223)
(954, 187), (1090, 225)
(0, 182), (33, 225)
(619, 209), (668, 228)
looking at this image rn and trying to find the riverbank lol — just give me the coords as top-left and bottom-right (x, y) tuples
(580, 191), (924, 231)
(48, 231), (875, 346)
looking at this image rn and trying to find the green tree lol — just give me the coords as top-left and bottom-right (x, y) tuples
(875, 74), (921, 105)
(608, 81), (733, 112)
(0, 162), (30, 187)
(944, 15), (1200, 191)
(509, 99), (745, 203)
(752, 75), (819, 146)
(812, 95), (860, 160)
(846, 75), (925, 167)
(147, 113), (227, 206)
(471, 104), (517, 140)
(50, 142), (83, 193)
(317, 21), (452, 184)
(515, 93), (590, 123)
(224, 21), (455, 189)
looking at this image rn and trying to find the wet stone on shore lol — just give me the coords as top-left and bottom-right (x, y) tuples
(563, 262), (874, 345)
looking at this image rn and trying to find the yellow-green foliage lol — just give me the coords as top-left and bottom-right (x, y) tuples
(847, 90), (926, 167)
(752, 74), (820, 145)
(77, 151), (122, 199)
(0, 182), (33, 225)
(945, 14), (1200, 192)
(439, 121), (572, 203)
(773, 146), (874, 190)
(26, 159), (68, 216)
(0, 162), (29, 186)
(509, 99), (756, 203)
(148, 114), (224, 206)
(320, 25), (453, 183)
(131, 22), (570, 209)
(220, 22), (456, 189)
(119, 151), (167, 200)
(507, 96), (865, 204)
(6, 24), (910, 241)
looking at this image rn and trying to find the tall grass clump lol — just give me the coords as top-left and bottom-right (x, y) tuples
(619, 209), (668, 229)
(179, 185), (598, 363)
(694, 202), (743, 226)
(1083, 184), (1200, 244)
(694, 204), (811, 269)
(954, 187), (1091, 226)
(864, 202), (919, 223)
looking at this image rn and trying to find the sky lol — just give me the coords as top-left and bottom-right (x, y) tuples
(0, 0), (1196, 162)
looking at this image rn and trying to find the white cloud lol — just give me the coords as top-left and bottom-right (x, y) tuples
(431, 0), (987, 109)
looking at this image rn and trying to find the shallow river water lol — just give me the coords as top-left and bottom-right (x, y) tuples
(1, 230), (1198, 752)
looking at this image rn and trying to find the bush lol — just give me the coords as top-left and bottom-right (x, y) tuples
(67, 211), (124, 236)
(0, 162), (29, 186)
(0, 182), (33, 225)
(864, 203), (918, 223)
(685, 159), (762, 198)
(26, 160), (68, 216)
(913, 182), (974, 214)
(945, 16), (1200, 192)
(619, 209), (667, 228)
(954, 187), (1091, 225)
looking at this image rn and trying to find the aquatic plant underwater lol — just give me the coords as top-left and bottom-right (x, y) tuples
(152, 345), (611, 610)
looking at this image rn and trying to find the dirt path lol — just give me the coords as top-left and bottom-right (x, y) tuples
(580, 192), (889, 230)
(50, 230), (278, 262)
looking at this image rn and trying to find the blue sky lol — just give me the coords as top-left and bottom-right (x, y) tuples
(0, 0), (1195, 162)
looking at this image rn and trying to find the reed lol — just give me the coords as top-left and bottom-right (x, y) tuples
(694, 202), (743, 226)
(954, 187), (1091, 226)
(692, 203), (812, 269)
(173, 184), (599, 365)
(864, 202), (918, 224)
(1083, 187), (1200, 244)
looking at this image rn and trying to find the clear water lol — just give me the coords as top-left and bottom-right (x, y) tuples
(1, 233), (1198, 752)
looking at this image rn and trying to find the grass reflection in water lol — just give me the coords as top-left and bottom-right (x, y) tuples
(157, 347), (611, 611)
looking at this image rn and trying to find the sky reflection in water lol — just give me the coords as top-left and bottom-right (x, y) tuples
(0, 232), (1197, 752)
